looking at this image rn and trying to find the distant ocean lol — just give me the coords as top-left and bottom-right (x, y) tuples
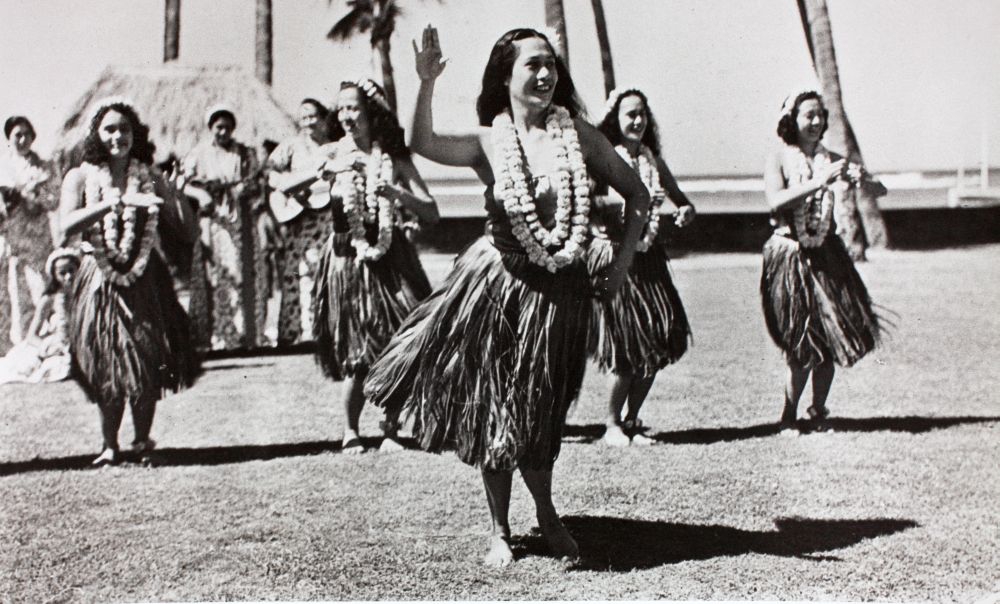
(426, 168), (1000, 217)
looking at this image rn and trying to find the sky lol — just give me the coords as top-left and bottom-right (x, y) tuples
(1, 0), (998, 178)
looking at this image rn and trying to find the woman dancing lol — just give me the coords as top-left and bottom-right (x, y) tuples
(314, 79), (439, 453)
(591, 87), (695, 447)
(59, 98), (199, 465)
(266, 98), (335, 346)
(364, 26), (650, 566)
(762, 89), (884, 433)
(182, 105), (267, 350)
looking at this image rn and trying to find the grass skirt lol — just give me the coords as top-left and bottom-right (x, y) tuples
(363, 236), (591, 471)
(760, 234), (879, 368)
(587, 238), (691, 376)
(69, 253), (200, 405)
(312, 228), (431, 380)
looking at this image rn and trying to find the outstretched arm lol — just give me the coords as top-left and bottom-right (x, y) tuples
(383, 157), (440, 224)
(655, 156), (695, 226)
(578, 120), (650, 298)
(410, 25), (488, 172)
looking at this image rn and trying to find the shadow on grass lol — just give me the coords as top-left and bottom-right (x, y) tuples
(513, 516), (918, 571)
(203, 361), (278, 372)
(0, 436), (420, 476)
(564, 415), (1000, 445)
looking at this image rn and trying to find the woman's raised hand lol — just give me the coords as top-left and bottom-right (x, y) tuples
(412, 25), (447, 81)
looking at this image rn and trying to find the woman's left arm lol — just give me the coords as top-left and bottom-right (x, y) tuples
(577, 119), (650, 297)
(656, 156), (695, 226)
(383, 157), (440, 225)
(153, 168), (197, 243)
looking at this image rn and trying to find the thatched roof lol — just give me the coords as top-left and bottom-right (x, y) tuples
(54, 64), (296, 163)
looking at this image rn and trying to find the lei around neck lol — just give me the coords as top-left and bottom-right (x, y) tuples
(491, 106), (591, 272)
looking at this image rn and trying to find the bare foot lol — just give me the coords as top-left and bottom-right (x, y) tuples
(92, 448), (119, 467)
(342, 431), (365, 455)
(630, 432), (655, 446)
(602, 424), (630, 447)
(484, 534), (514, 568)
(378, 437), (405, 453)
(537, 514), (579, 561)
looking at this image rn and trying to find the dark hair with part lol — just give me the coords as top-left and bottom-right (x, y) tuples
(300, 98), (330, 121)
(81, 102), (155, 165)
(476, 28), (586, 126)
(328, 81), (409, 159)
(597, 89), (662, 156)
(4, 115), (35, 140)
(777, 91), (829, 145)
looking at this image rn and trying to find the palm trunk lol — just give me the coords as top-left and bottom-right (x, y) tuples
(164, 0), (180, 62)
(798, 0), (889, 259)
(255, 0), (273, 85)
(375, 39), (398, 114)
(544, 0), (570, 69)
(590, 0), (615, 96)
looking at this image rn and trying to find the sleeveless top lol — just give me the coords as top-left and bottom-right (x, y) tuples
(484, 174), (561, 254)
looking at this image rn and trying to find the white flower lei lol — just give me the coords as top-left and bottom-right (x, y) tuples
(333, 141), (395, 262)
(491, 106), (591, 273)
(614, 144), (664, 252)
(82, 160), (159, 286)
(787, 145), (835, 249)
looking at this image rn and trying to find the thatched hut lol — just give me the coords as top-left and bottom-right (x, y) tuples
(54, 64), (296, 168)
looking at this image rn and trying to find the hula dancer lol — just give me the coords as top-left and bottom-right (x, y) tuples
(59, 98), (200, 465)
(364, 26), (650, 566)
(314, 79), (439, 454)
(591, 87), (695, 447)
(762, 89), (885, 433)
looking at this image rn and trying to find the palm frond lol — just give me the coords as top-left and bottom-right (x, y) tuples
(327, 2), (374, 41)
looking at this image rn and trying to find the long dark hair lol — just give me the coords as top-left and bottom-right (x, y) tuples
(476, 28), (586, 126)
(597, 89), (662, 157)
(327, 81), (409, 159)
(81, 102), (155, 165)
(776, 90), (829, 146)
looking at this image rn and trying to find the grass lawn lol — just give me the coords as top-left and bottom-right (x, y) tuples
(1, 244), (998, 602)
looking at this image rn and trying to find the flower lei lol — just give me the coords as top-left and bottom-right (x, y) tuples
(82, 160), (159, 286)
(787, 145), (835, 249)
(615, 144), (664, 252)
(491, 106), (591, 272)
(333, 141), (395, 262)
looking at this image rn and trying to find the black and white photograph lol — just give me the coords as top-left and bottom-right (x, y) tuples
(1, 1), (998, 602)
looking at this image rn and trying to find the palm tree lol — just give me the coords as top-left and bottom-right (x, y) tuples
(327, 0), (402, 113)
(256, 0), (273, 85)
(164, 0), (180, 62)
(797, 0), (889, 259)
(543, 0), (570, 68)
(590, 0), (615, 96)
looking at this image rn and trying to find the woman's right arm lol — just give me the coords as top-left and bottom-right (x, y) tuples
(764, 150), (845, 212)
(58, 169), (114, 242)
(410, 25), (487, 171)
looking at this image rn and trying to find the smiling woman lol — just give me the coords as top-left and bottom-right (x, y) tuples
(363, 25), (651, 567)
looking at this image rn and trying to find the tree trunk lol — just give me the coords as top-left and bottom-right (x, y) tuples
(164, 0), (180, 62)
(255, 0), (273, 85)
(543, 0), (570, 69)
(590, 0), (615, 96)
(375, 39), (398, 114)
(798, 0), (889, 259)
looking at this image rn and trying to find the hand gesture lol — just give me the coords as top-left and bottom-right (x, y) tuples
(817, 159), (847, 186)
(412, 25), (447, 81)
(375, 182), (401, 201)
(673, 204), (696, 228)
